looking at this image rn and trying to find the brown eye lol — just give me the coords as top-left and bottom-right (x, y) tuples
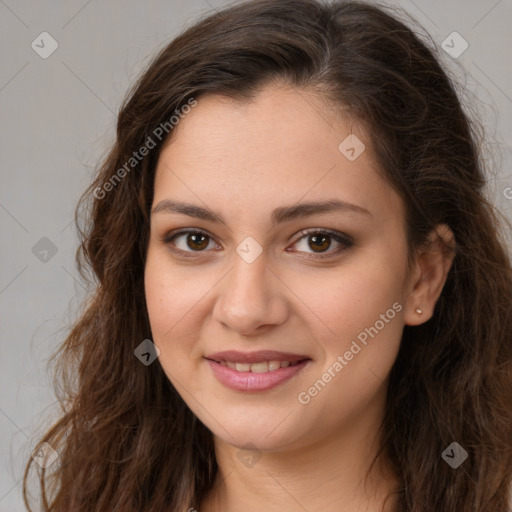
(290, 229), (353, 259)
(307, 233), (332, 252)
(162, 228), (353, 260)
(184, 232), (209, 250)
(163, 229), (217, 255)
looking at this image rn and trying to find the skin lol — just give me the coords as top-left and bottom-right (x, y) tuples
(144, 82), (454, 512)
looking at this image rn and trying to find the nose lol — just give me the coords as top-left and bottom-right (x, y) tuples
(213, 250), (289, 336)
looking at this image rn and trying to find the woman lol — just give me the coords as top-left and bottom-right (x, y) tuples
(23, 0), (512, 510)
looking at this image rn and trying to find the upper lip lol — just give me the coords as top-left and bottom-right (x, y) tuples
(205, 350), (311, 364)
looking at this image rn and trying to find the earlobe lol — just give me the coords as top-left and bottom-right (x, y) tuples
(403, 224), (455, 326)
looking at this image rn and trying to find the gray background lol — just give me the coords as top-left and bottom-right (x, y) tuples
(1, 0), (511, 510)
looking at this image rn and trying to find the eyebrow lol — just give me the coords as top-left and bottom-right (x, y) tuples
(151, 198), (371, 228)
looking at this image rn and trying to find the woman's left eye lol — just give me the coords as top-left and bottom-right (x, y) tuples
(161, 228), (353, 259)
(290, 229), (353, 258)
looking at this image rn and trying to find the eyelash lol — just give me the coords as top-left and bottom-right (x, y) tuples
(160, 228), (353, 260)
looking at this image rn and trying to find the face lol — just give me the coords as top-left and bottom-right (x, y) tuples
(144, 83), (412, 452)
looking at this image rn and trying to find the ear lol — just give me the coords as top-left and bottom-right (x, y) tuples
(403, 224), (456, 326)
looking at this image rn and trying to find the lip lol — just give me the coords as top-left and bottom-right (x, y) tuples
(205, 350), (310, 364)
(205, 357), (311, 392)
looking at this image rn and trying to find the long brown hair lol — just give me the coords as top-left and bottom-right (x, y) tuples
(23, 1), (512, 510)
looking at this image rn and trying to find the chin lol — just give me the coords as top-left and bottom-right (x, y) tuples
(204, 414), (305, 452)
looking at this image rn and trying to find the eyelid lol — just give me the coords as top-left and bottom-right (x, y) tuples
(292, 228), (352, 244)
(161, 227), (353, 258)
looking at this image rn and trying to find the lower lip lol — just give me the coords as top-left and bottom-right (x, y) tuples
(205, 359), (310, 392)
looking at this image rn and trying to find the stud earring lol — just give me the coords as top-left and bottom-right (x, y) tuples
(415, 308), (423, 314)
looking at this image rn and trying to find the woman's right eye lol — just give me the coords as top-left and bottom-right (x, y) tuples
(162, 229), (218, 256)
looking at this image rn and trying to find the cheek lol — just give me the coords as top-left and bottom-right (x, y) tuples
(294, 268), (404, 421)
(144, 249), (217, 376)
(144, 251), (193, 353)
(145, 254), (174, 333)
(145, 248), (202, 331)
(289, 245), (407, 400)
(291, 255), (406, 344)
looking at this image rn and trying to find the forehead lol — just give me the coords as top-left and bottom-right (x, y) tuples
(160, 84), (366, 164)
(153, 83), (403, 227)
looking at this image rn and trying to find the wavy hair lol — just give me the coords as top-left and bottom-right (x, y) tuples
(23, 0), (512, 510)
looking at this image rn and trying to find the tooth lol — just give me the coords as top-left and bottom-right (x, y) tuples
(268, 360), (281, 371)
(235, 362), (251, 372)
(250, 362), (269, 373)
(223, 360), (300, 372)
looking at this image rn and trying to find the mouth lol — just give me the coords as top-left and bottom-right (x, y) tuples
(204, 350), (311, 370)
(204, 350), (312, 391)
(206, 358), (309, 373)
